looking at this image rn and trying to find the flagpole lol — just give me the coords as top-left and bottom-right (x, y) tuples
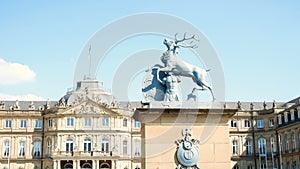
(88, 45), (92, 77)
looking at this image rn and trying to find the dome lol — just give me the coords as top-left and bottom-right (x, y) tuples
(58, 76), (118, 108)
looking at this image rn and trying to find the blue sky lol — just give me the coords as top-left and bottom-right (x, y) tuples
(0, 1), (299, 102)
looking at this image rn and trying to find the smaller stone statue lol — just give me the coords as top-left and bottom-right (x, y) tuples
(29, 101), (35, 110)
(263, 101), (267, 110)
(0, 101), (5, 110)
(273, 100), (276, 108)
(46, 99), (51, 109)
(13, 100), (20, 110)
(250, 102), (254, 110)
(237, 101), (242, 109)
(59, 97), (66, 107)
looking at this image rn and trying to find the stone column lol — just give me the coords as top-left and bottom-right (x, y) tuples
(77, 160), (80, 169)
(73, 160), (76, 169)
(111, 160), (115, 169)
(53, 160), (57, 169)
(92, 160), (96, 169)
(57, 160), (61, 169)
(96, 160), (100, 169)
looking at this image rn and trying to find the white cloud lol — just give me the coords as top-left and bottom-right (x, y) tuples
(0, 93), (45, 101)
(0, 58), (36, 85)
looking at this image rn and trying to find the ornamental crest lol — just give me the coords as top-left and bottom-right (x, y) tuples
(175, 129), (200, 169)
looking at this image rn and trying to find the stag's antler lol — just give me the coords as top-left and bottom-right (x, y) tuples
(174, 32), (199, 49)
(175, 32), (199, 44)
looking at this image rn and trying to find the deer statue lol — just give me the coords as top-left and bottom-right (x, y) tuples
(157, 33), (215, 100)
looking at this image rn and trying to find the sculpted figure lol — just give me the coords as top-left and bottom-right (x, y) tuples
(157, 71), (181, 102)
(157, 33), (215, 100)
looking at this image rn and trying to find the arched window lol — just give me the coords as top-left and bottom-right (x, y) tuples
(246, 140), (252, 155)
(33, 141), (41, 157)
(287, 162), (291, 169)
(233, 164), (239, 169)
(285, 136), (289, 153)
(84, 138), (92, 151)
(123, 140), (128, 155)
(64, 163), (73, 169)
(232, 140), (238, 155)
(3, 141), (10, 157)
(82, 163), (92, 168)
(100, 163), (110, 169)
(123, 118), (128, 127)
(279, 135), (283, 153)
(66, 138), (73, 152)
(101, 138), (109, 152)
(292, 134), (297, 151)
(270, 137), (276, 153)
(46, 141), (51, 156)
(134, 140), (141, 157)
(261, 163), (267, 169)
(18, 141), (25, 157)
(258, 138), (266, 156)
(292, 161), (297, 169)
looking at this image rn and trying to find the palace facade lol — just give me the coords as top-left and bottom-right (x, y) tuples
(0, 77), (141, 169)
(0, 76), (299, 169)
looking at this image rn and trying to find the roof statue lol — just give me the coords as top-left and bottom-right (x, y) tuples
(142, 33), (215, 103)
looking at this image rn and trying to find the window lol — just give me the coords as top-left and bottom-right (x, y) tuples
(48, 119), (52, 128)
(292, 161), (297, 169)
(102, 117), (109, 127)
(67, 117), (74, 127)
(292, 134), (296, 151)
(260, 163), (267, 169)
(46, 141), (51, 156)
(244, 120), (250, 128)
(257, 119), (264, 129)
(84, 118), (91, 127)
(287, 162), (290, 169)
(269, 118), (274, 127)
(284, 112), (288, 123)
(285, 136), (289, 153)
(5, 120), (12, 128)
(291, 110), (295, 120)
(123, 118), (128, 127)
(232, 140), (238, 155)
(35, 120), (42, 128)
(19, 141), (25, 157)
(278, 115), (282, 125)
(123, 140), (128, 155)
(270, 137), (276, 153)
(246, 140), (252, 155)
(233, 164), (239, 169)
(231, 120), (237, 128)
(247, 165), (253, 169)
(258, 138), (266, 156)
(3, 141), (10, 157)
(279, 135), (283, 153)
(66, 138), (73, 152)
(134, 140), (141, 157)
(101, 138), (109, 152)
(134, 120), (141, 128)
(20, 120), (27, 128)
(33, 141), (41, 157)
(84, 138), (92, 152)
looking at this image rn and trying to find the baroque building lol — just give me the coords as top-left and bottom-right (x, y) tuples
(230, 99), (300, 169)
(0, 77), (141, 169)
(0, 76), (299, 169)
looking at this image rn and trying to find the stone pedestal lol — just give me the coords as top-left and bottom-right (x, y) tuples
(134, 104), (236, 169)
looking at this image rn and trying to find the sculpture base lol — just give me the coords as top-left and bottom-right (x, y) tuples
(134, 103), (237, 169)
